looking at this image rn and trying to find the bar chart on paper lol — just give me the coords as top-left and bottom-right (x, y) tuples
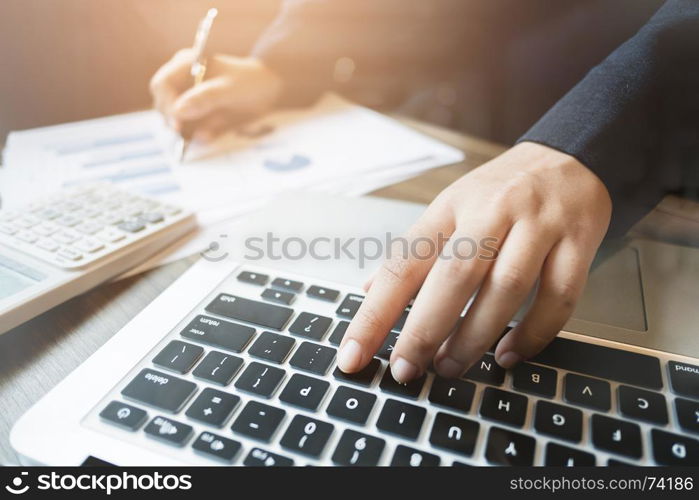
(0, 94), (465, 270)
(1, 112), (183, 205)
(51, 136), (181, 196)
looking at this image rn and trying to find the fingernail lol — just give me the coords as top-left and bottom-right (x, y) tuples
(391, 357), (419, 383)
(337, 339), (362, 372)
(435, 356), (464, 378)
(497, 351), (523, 369)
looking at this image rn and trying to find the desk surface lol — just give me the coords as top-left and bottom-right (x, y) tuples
(0, 118), (505, 465)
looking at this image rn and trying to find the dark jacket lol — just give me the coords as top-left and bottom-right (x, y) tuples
(253, 0), (699, 237)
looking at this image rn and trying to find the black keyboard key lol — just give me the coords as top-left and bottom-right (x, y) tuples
(668, 361), (699, 399)
(261, 288), (295, 305)
(280, 415), (334, 458)
(512, 362), (557, 398)
(332, 430), (385, 466)
(485, 426), (536, 466)
(181, 315), (255, 353)
(206, 294), (293, 331)
(618, 385), (668, 425)
(185, 388), (240, 427)
(289, 341), (336, 375)
(234, 362), (286, 398)
(99, 401), (148, 431)
(288, 312), (332, 340)
(237, 271), (268, 286)
(463, 354), (505, 385)
(531, 337), (662, 390)
(676, 398), (699, 434)
(479, 387), (528, 428)
(231, 401), (286, 442)
(376, 398), (426, 440)
(651, 429), (699, 465)
(379, 369), (426, 399)
(248, 331), (295, 364)
(428, 377), (476, 412)
(192, 351), (244, 386)
(244, 448), (294, 467)
(564, 373), (611, 411)
(272, 277), (304, 292)
(390, 445), (440, 466)
(429, 412), (480, 456)
(591, 414), (642, 459)
(144, 416), (193, 447)
(326, 385), (377, 424)
(328, 321), (349, 346)
(534, 400), (583, 443)
(333, 358), (382, 386)
(307, 285), (340, 302)
(545, 442), (596, 466)
(192, 432), (242, 463)
(377, 331), (399, 360)
(336, 293), (364, 318)
(279, 373), (330, 411)
(152, 340), (204, 374)
(121, 369), (196, 413)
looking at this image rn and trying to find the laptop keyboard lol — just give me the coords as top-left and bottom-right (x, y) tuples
(88, 266), (699, 466)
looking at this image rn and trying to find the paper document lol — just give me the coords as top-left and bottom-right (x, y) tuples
(1, 94), (464, 276)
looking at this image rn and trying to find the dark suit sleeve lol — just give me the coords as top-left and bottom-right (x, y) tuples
(519, 0), (699, 237)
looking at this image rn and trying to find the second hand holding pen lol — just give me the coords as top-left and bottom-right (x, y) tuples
(176, 7), (218, 163)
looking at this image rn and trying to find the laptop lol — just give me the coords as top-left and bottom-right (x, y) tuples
(10, 193), (699, 466)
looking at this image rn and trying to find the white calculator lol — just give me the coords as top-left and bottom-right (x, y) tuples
(0, 184), (196, 335)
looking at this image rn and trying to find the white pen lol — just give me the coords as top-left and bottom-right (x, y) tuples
(176, 7), (218, 162)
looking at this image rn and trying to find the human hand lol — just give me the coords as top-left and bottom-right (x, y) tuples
(149, 49), (283, 142)
(337, 142), (612, 382)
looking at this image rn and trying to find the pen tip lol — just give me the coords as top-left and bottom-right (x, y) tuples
(175, 138), (187, 163)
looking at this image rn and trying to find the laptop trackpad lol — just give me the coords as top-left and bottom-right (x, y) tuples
(572, 245), (647, 331)
(514, 243), (647, 332)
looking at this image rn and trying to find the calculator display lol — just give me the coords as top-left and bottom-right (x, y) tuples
(0, 256), (42, 300)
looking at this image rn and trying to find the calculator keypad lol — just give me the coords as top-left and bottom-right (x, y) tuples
(0, 184), (186, 269)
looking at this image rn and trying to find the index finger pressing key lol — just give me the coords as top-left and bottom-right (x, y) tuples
(337, 209), (453, 374)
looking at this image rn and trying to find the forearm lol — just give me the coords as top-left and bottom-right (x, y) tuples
(519, 0), (699, 237)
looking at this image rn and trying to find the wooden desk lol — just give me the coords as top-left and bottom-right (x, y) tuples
(0, 118), (505, 465)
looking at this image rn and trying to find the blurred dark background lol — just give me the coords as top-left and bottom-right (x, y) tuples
(0, 0), (660, 148)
